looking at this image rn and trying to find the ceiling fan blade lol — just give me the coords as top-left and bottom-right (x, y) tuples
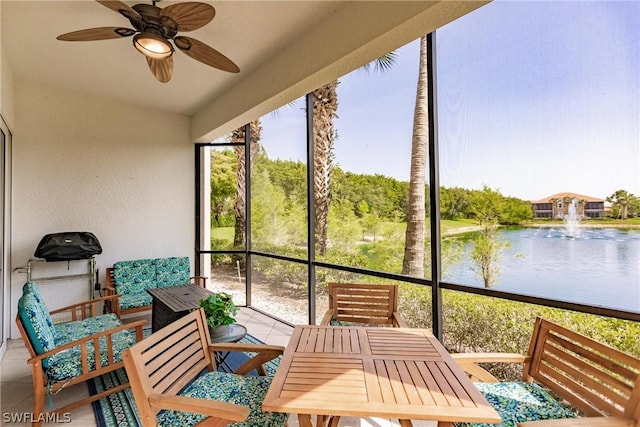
(174, 36), (239, 73)
(160, 2), (215, 32)
(57, 27), (136, 41)
(146, 56), (173, 83)
(96, 1), (141, 20)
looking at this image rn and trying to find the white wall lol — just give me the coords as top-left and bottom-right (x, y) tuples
(0, 0), (16, 356)
(10, 81), (192, 338)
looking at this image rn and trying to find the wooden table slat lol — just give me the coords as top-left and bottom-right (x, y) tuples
(262, 326), (501, 426)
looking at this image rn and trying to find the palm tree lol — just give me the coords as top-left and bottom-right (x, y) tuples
(313, 54), (397, 257)
(312, 82), (339, 257)
(402, 35), (428, 277)
(231, 120), (262, 249)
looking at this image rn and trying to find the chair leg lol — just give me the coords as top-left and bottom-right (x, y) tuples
(31, 364), (45, 427)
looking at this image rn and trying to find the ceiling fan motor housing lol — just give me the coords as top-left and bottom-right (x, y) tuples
(130, 3), (178, 38)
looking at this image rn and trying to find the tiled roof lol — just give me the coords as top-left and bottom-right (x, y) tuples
(531, 192), (605, 203)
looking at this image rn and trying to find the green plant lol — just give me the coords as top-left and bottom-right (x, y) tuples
(199, 292), (239, 329)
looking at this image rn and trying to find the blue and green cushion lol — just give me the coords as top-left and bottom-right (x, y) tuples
(22, 281), (55, 329)
(156, 371), (287, 427)
(454, 381), (576, 427)
(118, 292), (153, 310)
(154, 257), (191, 288)
(45, 329), (137, 381)
(113, 259), (156, 295)
(18, 293), (56, 360)
(53, 313), (123, 344)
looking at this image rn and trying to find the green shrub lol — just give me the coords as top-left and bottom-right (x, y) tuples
(398, 285), (640, 381)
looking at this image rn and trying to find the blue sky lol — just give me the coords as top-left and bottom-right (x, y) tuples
(259, 0), (640, 201)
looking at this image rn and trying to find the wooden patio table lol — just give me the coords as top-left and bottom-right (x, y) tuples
(262, 325), (501, 427)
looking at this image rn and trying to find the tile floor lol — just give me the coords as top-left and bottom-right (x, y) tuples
(1, 308), (435, 427)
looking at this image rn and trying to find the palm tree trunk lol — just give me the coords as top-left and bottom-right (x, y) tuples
(402, 35), (428, 277)
(232, 120), (262, 249)
(312, 81), (339, 257)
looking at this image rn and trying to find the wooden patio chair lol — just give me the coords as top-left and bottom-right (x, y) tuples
(320, 282), (407, 327)
(122, 308), (288, 427)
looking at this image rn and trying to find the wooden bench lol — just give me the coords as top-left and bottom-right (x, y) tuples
(122, 308), (288, 427)
(104, 256), (207, 316)
(451, 317), (640, 426)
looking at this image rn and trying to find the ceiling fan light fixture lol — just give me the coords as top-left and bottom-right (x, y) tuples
(133, 32), (173, 59)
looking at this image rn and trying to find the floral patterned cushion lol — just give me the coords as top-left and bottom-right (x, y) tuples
(154, 257), (191, 288)
(22, 281), (55, 329)
(53, 313), (122, 344)
(18, 293), (56, 357)
(156, 371), (287, 427)
(46, 329), (136, 382)
(454, 382), (576, 427)
(119, 292), (153, 310)
(113, 259), (156, 295)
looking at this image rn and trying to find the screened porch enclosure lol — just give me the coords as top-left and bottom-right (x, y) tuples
(197, 0), (640, 361)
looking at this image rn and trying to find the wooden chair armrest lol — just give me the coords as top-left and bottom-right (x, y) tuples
(451, 352), (528, 363)
(319, 310), (333, 326)
(392, 312), (408, 328)
(103, 286), (117, 295)
(49, 294), (122, 319)
(190, 276), (208, 287)
(148, 394), (250, 422)
(451, 353), (528, 383)
(27, 319), (147, 364)
(208, 343), (285, 376)
(519, 417), (636, 427)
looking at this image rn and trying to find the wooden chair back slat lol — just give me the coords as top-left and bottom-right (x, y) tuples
(123, 308), (214, 422)
(528, 318), (640, 419)
(326, 283), (401, 325)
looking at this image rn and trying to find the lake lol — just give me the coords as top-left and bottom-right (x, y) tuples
(444, 226), (640, 313)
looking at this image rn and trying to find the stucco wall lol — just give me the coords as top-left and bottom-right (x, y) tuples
(10, 81), (192, 338)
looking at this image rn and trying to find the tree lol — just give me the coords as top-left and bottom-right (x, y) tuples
(440, 187), (472, 220)
(402, 35), (428, 277)
(470, 186), (509, 288)
(607, 190), (636, 219)
(500, 196), (533, 225)
(312, 82), (339, 257)
(210, 149), (236, 227)
(231, 120), (262, 249)
(313, 54), (397, 257)
(361, 213), (382, 242)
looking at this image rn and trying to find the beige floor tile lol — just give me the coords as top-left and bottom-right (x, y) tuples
(1, 356), (33, 383)
(1, 380), (34, 412)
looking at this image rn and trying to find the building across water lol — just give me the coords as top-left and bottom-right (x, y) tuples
(531, 192), (605, 219)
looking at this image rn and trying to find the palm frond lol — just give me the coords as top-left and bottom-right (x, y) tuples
(361, 51), (398, 74)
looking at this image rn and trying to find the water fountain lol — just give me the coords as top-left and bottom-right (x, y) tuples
(562, 198), (582, 238)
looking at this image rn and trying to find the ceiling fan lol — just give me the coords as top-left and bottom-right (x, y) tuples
(57, 0), (240, 83)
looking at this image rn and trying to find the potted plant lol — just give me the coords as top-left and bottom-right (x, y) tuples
(198, 292), (239, 339)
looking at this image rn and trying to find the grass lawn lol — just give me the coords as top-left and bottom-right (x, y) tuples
(211, 227), (234, 243)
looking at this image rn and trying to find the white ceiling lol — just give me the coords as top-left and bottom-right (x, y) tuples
(2, 1), (488, 140)
(2, 0), (344, 115)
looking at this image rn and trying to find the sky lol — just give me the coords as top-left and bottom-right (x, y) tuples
(258, 0), (640, 202)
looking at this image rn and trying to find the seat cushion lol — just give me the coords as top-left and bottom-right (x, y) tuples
(454, 381), (576, 427)
(53, 313), (123, 344)
(156, 371), (287, 427)
(154, 256), (191, 288)
(45, 329), (136, 382)
(119, 292), (153, 310)
(22, 281), (55, 329)
(18, 293), (56, 357)
(113, 258), (156, 295)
